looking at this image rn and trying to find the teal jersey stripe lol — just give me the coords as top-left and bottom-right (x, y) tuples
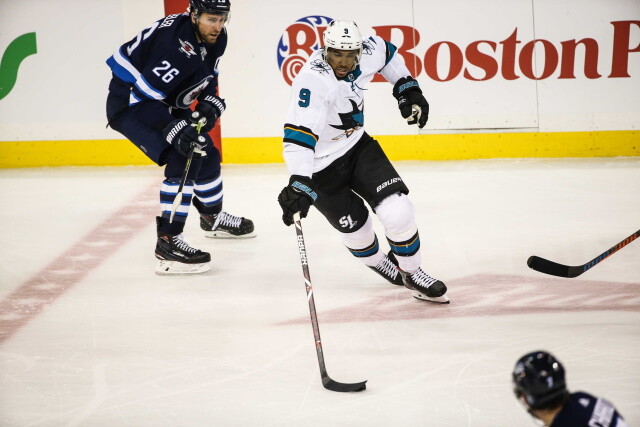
(284, 127), (317, 148)
(384, 41), (397, 66)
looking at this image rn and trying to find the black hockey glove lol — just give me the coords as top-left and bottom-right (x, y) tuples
(392, 77), (430, 129)
(278, 175), (318, 226)
(163, 119), (207, 157)
(195, 95), (226, 133)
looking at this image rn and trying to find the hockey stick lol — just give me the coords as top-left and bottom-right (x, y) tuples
(169, 113), (206, 223)
(292, 212), (367, 392)
(527, 229), (640, 278)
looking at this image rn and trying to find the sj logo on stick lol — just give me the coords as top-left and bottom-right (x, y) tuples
(0, 32), (37, 100)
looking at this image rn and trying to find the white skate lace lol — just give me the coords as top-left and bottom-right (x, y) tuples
(213, 211), (242, 230)
(376, 256), (399, 279)
(172, 234), (198, 254)
(411, 269), (438, 288)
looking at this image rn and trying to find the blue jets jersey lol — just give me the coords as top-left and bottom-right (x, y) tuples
(551, 392), (627, 427)
(106, 13), (226, 109)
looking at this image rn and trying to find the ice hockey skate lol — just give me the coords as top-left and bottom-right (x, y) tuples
(388, 252), (449, 303)
(200, 211), (256, 238)
(368, 253), (404, 286)
(155, 233), (211, 275)
(401, 268), (449, 303)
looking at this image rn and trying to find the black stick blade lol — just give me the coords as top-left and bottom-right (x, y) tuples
(322, 377), (367, 392)
(527, 256), (582, 278)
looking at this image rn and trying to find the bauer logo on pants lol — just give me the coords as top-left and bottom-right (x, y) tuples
(377, 177), (402, 193)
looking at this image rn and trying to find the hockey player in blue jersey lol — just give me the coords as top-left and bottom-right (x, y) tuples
(106, 0), (255, 275)
(512, 350), (627, 427)
(277, 20), (448, 303)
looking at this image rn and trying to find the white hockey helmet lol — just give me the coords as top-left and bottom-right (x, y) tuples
(323, 20), (363, 63)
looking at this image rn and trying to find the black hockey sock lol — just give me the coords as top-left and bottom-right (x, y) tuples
(192, 196), (222, 215)
(156, 216), (185, 237)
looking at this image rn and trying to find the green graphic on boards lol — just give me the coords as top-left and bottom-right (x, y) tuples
(0, 32), (38, 100)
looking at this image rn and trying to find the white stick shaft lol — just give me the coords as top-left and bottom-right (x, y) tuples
(169, 191), (183, 223)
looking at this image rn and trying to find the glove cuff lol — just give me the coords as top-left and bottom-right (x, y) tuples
(202, 95), (226, 116)
(163, 119), (189, 145)
(393, 77), (422, 99)
(289, 175), (317, 202)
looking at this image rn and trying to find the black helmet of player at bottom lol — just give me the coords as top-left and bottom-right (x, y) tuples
(190, 0), (230, 15)
(512, 350), (570, 411)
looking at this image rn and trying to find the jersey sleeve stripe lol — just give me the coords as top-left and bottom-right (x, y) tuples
(383, 41), (397, 66)
(106, 48), (139, 84)
(107, 47), (166, 101)
(134, 75), (166, 101)
(283, 124), (318, 149)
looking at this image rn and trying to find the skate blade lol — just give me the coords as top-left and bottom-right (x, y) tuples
(203, 230), (256, 239)
(412, 292), (450, 304)
(155, 260), (211, 275)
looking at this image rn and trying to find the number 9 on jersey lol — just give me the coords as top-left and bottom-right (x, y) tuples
(298, 88), (311, 107)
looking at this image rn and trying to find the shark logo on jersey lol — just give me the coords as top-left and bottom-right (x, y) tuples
(362, 39), (375, 56)
(310, 59), (331, 74)
(330, 99), (364, 140)
(179, 39), (197, 57)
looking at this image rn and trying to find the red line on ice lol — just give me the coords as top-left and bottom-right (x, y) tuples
(0, 184), (157, 344)
(278, 274), (640, 325)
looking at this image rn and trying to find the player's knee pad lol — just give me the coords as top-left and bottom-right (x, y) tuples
(196, 141), (222, 179)
(315, 189), (369, 233)
(340, 213), (375, 250)
(375, 193), (417, 240)
(340, 214), (384, 266)
(163, 150), (203, 181)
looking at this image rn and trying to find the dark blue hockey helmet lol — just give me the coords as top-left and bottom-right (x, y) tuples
(189, 0), (230, 15)
(512, 351), (569, 411)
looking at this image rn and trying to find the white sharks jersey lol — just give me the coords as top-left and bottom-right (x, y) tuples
(283, 35), (413, 176)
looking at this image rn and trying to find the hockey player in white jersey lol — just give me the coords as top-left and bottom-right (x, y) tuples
(277, 20), (448, 303)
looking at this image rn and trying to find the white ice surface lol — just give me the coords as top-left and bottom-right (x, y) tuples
(0, 158), (639, 426)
